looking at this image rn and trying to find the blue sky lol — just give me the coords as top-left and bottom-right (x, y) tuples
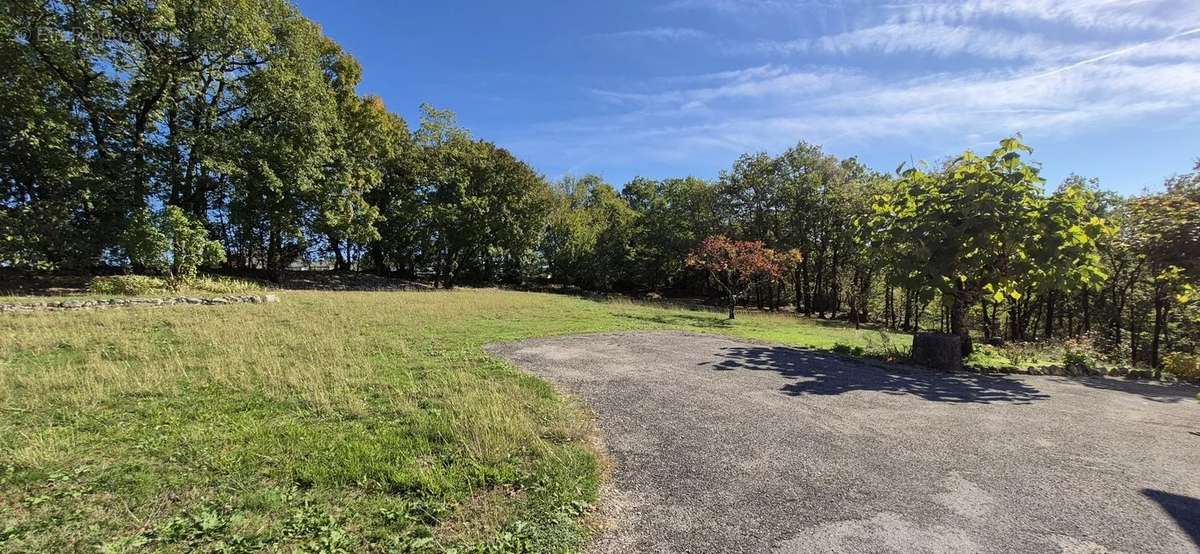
(295, 0), (1200, 195)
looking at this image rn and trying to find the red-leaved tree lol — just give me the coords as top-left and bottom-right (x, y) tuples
(686, 236), (791, 319)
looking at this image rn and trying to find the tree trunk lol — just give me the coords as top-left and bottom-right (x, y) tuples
(331, 236), (349, 271)
(903, 288), (913, 331)
(1151, 294), (1167, 375)
(1044, 289), (1056, 339)
(949, 291), (973, 357)
(728, 291), (736, 320)
(794, 268), (803, 312)
(1129, 299), (1140, 366)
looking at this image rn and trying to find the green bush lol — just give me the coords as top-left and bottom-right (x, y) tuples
(832, 343), (865, 357)
(1060, 335), (1104, 372)
(123, 206), (225, 290)
(999, 341), (1038, 368)
(965, 344), (1007, 368)
(189, 276), (265, 295)
(1164, 353), (1200, 381)
(88, 275), (167, 296)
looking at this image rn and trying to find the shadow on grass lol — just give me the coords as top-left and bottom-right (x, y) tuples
(712, 345), (1048, 404)
(1048, 376), (1200, 404)
(1142, 489), (1200, 549)
(614, 312), (734, 329)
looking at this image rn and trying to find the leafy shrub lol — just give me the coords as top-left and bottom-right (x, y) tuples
(1164, 353), (1200, 381)
(864, 330), (909, 362)
(965, 344), (1007, 368)
(88, 275), (167, 296)
(189, 276), (264, 295)
(832, 343), (865, 357)
(999, 341), (1038, 368)
(1060, 335), (1104, 372)
(123, 206), (225, 290)
(1127, 368), (1155, 380)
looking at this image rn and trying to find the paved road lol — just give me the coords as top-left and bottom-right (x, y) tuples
(487, 331), (1200, 553)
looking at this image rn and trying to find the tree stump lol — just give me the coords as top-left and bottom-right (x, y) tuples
(911, 333), (962, 371)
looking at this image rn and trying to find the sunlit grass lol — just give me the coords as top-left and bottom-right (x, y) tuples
(0, 289), (909, 551)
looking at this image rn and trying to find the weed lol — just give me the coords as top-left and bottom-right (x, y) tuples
(88, 275), (167, 295)
(832, 342), (865, 356)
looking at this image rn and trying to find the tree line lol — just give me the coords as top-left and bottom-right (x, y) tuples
(3, 1), (1197, 371)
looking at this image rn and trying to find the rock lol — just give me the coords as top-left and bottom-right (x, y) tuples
(644, 292), (663, 300)
(184, 297), (203, 304)
(208, 297), (229, 305)
(910, 333), (962, 371)
(61, 300), (84, 309)
(263, 294), (280, 303)
(1127, 369), (1154, 380)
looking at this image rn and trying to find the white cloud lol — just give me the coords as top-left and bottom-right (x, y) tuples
(508, 0), (1200, 180)
(517, 29), (1200, 173)
(592, 65), (862, 107)
(668, 0), (1200, 32)
(597, 27), (710, 42)
(738, 22), (1107, 62)
(884, 0), (1200, 32)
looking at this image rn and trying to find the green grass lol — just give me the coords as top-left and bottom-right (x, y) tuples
(0, 275), (266, 304)
(0, 289), (907, 552)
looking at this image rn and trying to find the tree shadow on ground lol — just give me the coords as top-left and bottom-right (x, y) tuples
(614, 312), (733, 329)
(711, 346), (1049, 404)
(1142, 489), (1200, 549)
(1048, 376), (1200, 404)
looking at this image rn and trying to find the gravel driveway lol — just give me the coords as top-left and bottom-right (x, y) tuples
(486, 331), (1200, 553)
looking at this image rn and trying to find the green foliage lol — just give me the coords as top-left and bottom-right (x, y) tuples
(866, 138), (1111, 354)
(1, 0), (1195, 371)
(1164, 353), (1200, 381)
(544, 176), (639, 290)
(87, 275), (168, 296)
(999, 342), (1039, 368)
(831, 343), (865, 357)
(123, 207), (226, 289)
(622, 176), (720, 289)
(189, 276), (266, 295)
(1060, 335), (1104, 372)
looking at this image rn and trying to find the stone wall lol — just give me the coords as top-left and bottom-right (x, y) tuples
(0, 294), (279, 313)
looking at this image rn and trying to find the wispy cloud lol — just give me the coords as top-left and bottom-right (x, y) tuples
(736, 22), (1106, 62)
(592, 64), (861, 107)
(516, 27), (1200, 175)
(596, 27), (709, 42)
(884, 0), (1200, 32)
(505, 0), (1200, 183)
(667, 0), (1200, 32)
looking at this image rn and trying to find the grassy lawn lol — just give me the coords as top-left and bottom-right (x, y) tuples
(0, 289), (907, 552)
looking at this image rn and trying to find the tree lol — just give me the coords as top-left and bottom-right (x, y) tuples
(223, 9), (338, 280)
(1123, 172), (1200, 371)
(868, 137), (1105, 356)
(408, 106), (555, 287)
(686, 236), (785, 319)
(622, 176), (719, 291)
(124, 206), (225, 289)
(542, 175), (637, 290)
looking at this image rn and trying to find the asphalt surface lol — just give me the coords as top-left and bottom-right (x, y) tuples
(486, 331), (1200, 553)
